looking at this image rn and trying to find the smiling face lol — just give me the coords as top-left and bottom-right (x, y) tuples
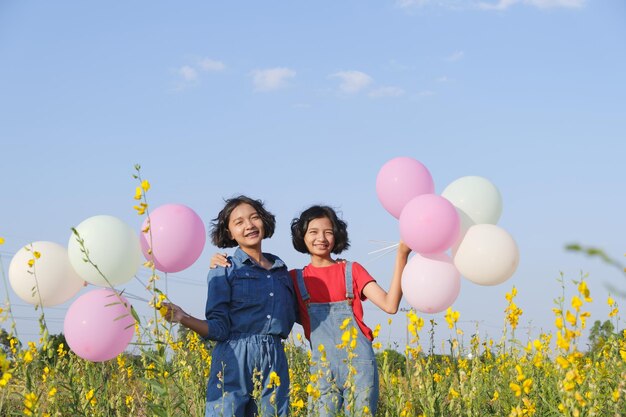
(304, 216), (335, 259)
(227, 203), (265, 249)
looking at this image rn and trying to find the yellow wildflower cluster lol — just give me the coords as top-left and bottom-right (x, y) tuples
(505, 287), (523, 330)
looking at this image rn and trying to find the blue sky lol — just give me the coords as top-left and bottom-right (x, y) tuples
(1, 0), (625, 351)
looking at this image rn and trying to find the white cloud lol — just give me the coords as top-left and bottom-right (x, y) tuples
(198, 58), (225, 72)
(446, 51), (465, 62)
(526, 0), (585, 8)
(250, 67), (296, 92)
(369, 86), (405, 98)
(478, 0), (584, 10)
(396, 0), (431, 8)
(436, 75), (450, 82)
(178, 66), (198, 81)
(397, 0), (584, 9)
(330, 70), (373, 94)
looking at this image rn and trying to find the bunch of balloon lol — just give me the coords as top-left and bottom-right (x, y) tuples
(64, 214), (143, 361)
(139, 204), (206, 273)
(442, 176), (519, 286)
(376, 157), (462, 314)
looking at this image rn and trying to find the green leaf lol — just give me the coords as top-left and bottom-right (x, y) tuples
(147, 402), (168, 417)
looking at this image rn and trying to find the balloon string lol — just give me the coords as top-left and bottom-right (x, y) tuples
(121, 291), (149, 303)
(368, 243), (399, 255)
(364, 244), (398, 265)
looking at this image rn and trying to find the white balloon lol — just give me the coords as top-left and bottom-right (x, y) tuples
(442, 176), (503, 225)
(453, 224), (519, 286)
(9, 241), (85, 306)
(68, 215), (142, 287)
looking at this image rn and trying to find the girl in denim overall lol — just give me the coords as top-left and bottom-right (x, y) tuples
(163, 196), (297, 417)
(290, 205), (410, 416)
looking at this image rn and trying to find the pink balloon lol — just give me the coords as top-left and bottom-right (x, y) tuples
(64, 289), (135, 362)
(376, 157), (435, 219)
(140, 204), (206, 273)
(401, 253), (461, 314)
(399, 194), (460, 254)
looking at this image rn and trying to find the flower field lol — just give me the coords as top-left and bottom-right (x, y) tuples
(0, 275), (625, 416)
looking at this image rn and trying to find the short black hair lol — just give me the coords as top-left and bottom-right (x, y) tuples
(211, 195), (276, 248)
(290, 205), (350, 254)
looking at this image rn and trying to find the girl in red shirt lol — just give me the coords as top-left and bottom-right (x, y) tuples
(289, 205), (410, 416)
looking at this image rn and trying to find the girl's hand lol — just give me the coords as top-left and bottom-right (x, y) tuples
(161, 302), (188, 323)
(398, 240), (411, 256)
(210, 252), (231, 269)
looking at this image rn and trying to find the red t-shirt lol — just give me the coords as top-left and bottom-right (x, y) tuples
(289, 262), (376, 342)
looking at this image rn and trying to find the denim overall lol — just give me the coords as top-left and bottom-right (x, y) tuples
(295, 262), (379, 416)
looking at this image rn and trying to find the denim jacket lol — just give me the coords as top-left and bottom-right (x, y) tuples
(204, 247), (297, 341)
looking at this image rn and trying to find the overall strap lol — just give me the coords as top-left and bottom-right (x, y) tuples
(344, 261), (354, 300)
(295, 269), (310, 303)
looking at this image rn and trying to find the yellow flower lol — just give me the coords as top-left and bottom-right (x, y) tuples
(612, 389), (620, 402)
(448, 387), (460, 398)
(372, 323), (381, 339)
(134, 202), (148, 215)
(565, 310), (577, 326)
(27, 259), (35, 267)
(505, 286), (518, 302)
(0, 372), (12, 387)
(125, 395), (134, 407)
(48, 387), (57, 397)
(267, 371), (281, 388)
(0, 237), (5, 245)
(522, 378), (532, 394)
(556, 356), (570, 369)
(491, 390), (499, 402)
(134, 186), (142, 200)
(607, 296), (615, 306)
(340, 318), (351, 330)
(510, 382), (522, 397)
(555, 316), (564, 330)
(292, 398), (305, 408)
(306, 384), (321, 399)
(578, 280), (592, 302)
(445, 307), (460, 329)
(571, 296), (582, 312)
(24, 392), (37, 415)
(141, 179), (150, 191)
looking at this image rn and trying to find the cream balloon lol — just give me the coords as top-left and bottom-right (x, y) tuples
(453, 224), (519, 286)
(68, 215), (142, 287)
(9, 241), (85, 306)
(442, 176), (503, 225)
